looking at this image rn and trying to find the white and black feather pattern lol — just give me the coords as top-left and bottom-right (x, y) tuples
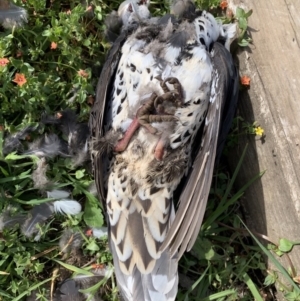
(89, 1), (238, 300)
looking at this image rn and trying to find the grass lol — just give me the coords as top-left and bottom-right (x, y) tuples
(0, 0), (299, 300)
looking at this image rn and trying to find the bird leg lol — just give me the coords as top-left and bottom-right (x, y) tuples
(155, 77), (184, 109)
(115, 77), (184, 154)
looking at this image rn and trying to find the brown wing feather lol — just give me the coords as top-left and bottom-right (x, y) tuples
(89, 30), (130, 205)
(160, 42), (239, 258)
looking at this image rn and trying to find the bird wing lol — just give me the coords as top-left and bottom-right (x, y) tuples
(89, 29), (131, 205)
(160, 42), (239, 258)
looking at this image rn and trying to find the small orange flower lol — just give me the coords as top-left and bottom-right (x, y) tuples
(78, 69), (89, 78)
(0, 125), (4, 131)
(240, 75), (251, 86)
(66, 9), (71, 15)
(50, 42), (58, 50)
(86, 6), (93, 12)
(0, 58), (9, 67)
(85, 229), (93, 236)
(220, 0), (228, 10)
(12, 73), (27, 86)
(91, 263), (105, 269)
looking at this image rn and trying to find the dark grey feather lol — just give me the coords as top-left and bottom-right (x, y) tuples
(42, 110), (90, 164)
(0, 206), (26, 231)
(170, 0), (196, 17)
(0, 0), (27, 28)
(89, 28), (134, 204)
(2, 125), (38, 155)
(59, 228), (83, 254)
(21, 202), (54, 239)
(169, 31), (189, 48)
(104, 10), (123, 43)
(54, 274), (105, 301)
(157, 14), (177, 25)
(25, 133), (68, 158)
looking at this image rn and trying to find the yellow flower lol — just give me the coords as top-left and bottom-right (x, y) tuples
(255, 126), (264, 136)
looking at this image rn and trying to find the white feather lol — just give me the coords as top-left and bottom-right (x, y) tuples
(47, 189), (70, 199)
(92, 227), (108, 238)
(53, 200), (82, 215)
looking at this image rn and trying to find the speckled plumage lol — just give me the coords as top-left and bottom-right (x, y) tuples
(89, 1), (238, 300)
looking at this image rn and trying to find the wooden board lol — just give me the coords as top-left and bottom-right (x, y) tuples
(228, 0), (300, 295)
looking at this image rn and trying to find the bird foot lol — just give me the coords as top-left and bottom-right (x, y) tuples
(115, 77), (183, 154)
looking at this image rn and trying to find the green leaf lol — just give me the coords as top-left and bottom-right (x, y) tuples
(83, 39), (91, 47)
(0, 165), (9, 177)
(240, 219), (300, 293)
(284, 291), (300, 301)
(42, 29), (52, 37)
(238, 18), (248, 31)
(242, 272), (263, 301)
(235, 7), (245, 18)
(83, 191), (104, 228)
(278, 238), (300, 253)
(86, 240), (100, 251)
(238, 39), (249, 47)
(75, 169), (85, 179)
(11, 278), (52, 301)
(0, 171), (32, 184)
(245, 9), (253, 18)
(53, 259), (94, 276)
(264, 273), (277, 286)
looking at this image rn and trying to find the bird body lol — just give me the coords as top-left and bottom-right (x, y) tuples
(90, 1), (239, 300)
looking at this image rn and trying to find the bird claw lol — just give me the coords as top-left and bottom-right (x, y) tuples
(115, 77), (183, 154)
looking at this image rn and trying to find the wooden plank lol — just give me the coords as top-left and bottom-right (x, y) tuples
(228, 0), (300, 294)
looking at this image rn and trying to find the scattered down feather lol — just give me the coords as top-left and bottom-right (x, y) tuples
(2, 125), (38, 155)
(22, 200), (81, 240)
(26, 267), (110, 301)
(42, 110), (90, 166)
(0, 206), (26, 231)
(91, 227), (108, 239)
(0, 0), (27, 28)
(32, 158), (51, 190)
(25, 133), (69, 158)
(104, 10), (123, 43)
(59, 228), (83, 254)
(53, 199), (82, 215)
(0, 189), (81, 240)
(47, 189), (70, 199)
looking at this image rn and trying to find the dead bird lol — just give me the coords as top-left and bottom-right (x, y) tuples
(89, 0), (239, 300)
